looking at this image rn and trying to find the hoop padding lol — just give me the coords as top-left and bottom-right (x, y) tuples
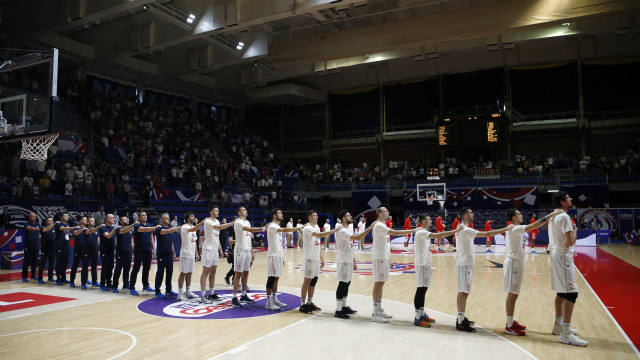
(20, 134), (58, 161)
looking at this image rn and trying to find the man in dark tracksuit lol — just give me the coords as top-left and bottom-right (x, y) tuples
(99, 214), (118, 290)
(54, 213), (75, 285)
(154, 213), (181, 298)
(69, 216), (88, 287)
(38, 217), (56, 284)
(83, 217), (101, 289)
(129, 211), (157, 296)
(113, 216), (135, 293)
(22, 213), (41, 281)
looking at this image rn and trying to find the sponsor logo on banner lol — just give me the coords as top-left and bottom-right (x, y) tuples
(137, 290), (299, 320)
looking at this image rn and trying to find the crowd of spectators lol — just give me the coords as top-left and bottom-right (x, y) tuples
(2, 72), (639, 207)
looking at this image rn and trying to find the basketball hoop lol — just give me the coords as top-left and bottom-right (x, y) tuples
(426, 197), (434, 206)
(437, 200), (445, 209)
(20, 133), (59, 161)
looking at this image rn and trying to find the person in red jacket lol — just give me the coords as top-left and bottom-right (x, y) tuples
(485, 220), (494, 253)
(403, 214), (413, 251)
(451, 215), (460, 251)
(529, 214), (539, 254)
(435, 215), (445, 252)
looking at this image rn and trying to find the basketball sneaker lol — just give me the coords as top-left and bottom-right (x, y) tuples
(231, 297), (243, 308)
(531, 250), (538, 254)
(224, 277), (231, 286)
(143, 286), (155, 292)
(486, 249), (493, 253)
(505, 324), (526, 336)
(456, 318), (476, 332)
(208, 293), (221, 302)
(342, 306), (357, 314)
(186, 290), (199, 299)
(81, 284), (87, 290)
(112, 288), (119, 293)
(299, 304), (312, 314)
(266, 299), (280, 311)
(200, 296), (212, 304)
(130, 289), (139, 296)
(86, 281), (93, 285)
(307, 302), (321, 311)
(559, 333), (588, 347)
(273, 298), (287, 308)
(155, 293), (166, 299)
(69, 283), (75, 288)
(166, 291), (178, 296)
(420, 314), (436, 323)
(22, 278), (28, 282)
(552, 324), (578, 335)
(371, 314), (390, 323)
(38, 279), (45, 284)
(414, 318), (431, 327)
(378, 309), (393, 318)
(240, 294), (255, 304)
(177, 293), (187, 301)
(512, 320), (526, 330)
(334, 310), (350, 319)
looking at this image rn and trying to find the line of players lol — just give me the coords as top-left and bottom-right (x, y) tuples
(20, 191), (586, 347)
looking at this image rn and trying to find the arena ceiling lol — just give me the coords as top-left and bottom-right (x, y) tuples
(1, 0), (639, 106)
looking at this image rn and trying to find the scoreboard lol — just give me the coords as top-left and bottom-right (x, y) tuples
(438, 114), (506, 148)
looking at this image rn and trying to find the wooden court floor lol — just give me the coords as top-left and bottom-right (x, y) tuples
(1, 244), (638, 360)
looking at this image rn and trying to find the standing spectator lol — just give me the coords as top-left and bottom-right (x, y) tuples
(485, 219), (494, 253)
(171, 216), (179, 228)
(0, 206), (11, 230)
(106, 178), (115, 205)
(94, 206), (106, 226)
(64, 180), (73, 204)
(404, 214), (413, 250)
(22, 213), (41, 281)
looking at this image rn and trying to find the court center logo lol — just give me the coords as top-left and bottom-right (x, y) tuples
(295, 261), (415, 276)
(137, 290), (300, 320)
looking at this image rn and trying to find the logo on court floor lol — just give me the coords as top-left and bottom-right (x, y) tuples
(136, 290), (300, 320)
(294, 261), (415, 276)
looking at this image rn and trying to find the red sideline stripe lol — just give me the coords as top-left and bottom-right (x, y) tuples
(574, 247), (640, 352)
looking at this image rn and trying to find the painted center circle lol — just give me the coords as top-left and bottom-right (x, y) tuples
(137, 290), (300, 320)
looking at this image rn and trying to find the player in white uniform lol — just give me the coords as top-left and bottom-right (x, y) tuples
(371, 207), (417, 323)
(502, 208), (561, 335)
(299, 210), (338, 314)
(333, 210), (377, 319)
(548, 191), (587, 346)
(200, 205), (236, 304)
(177, 212), (206, 301)
(412, 215), (461, 327)
(286, 218), (294, 248)
(356, 217), (366, 250)
(322, 219), (331, 250)
(265, 209), (303, 311)
(455, 207), (513, 332)
(231, 207), (266, 308)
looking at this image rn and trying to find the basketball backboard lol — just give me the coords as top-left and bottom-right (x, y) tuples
(417, 183), (446, 208)
(0, 48), (58, 143)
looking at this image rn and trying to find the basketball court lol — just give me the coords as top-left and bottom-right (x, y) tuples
(1, 242), (639, 360)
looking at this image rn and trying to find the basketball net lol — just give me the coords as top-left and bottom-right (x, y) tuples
(20, 134), (59, 161)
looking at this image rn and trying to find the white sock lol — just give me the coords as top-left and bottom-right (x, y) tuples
(421, 308), (426, 317)
(242, 290), (246, 296)
(336, 299), (343, 311)
(342, 296), (348, 307)
(301, 298), (306, 306)
(307, 297), (313, 304)
(209, 287), (214, 295)
(373, 302), (380, 315)
(186, 286), (190, 293)
(179, 287), (184, 295)
(457, 312), (465, 323)
(272, 293), (277, 300)
(415, 309), (422, 319)
(507, 316), (514, 327)
(555, 317), (563, 326)
(562, 323), (571, 335)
